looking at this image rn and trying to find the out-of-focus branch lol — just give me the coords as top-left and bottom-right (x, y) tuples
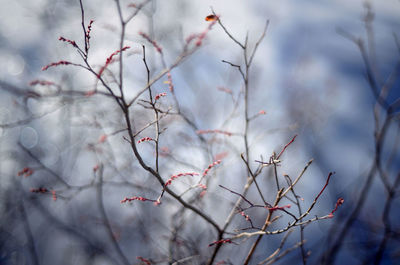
(243, 189), (284, 264)
(281, 159), (313, 198)
(258, 229), (293, 265)
(96, 164), (130, 265)
(373, 173), (400, 264)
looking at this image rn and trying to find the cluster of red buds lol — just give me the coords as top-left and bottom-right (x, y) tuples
(239, 210), (250, 222)
(121, 196), (150, 203)
(203, 160), (222, 176)
(51, 190), (57, 201)
(137, 137), (153, 144)
(121, 196), (160, 205)
(164, 72), (174, 92)
(29, 80), (55, 86)
(196, 129), (232, 136)
(98, 46), (131, 77)
(42, 61), (72, 71)
(266, 204), (291, 213)
(154, 92), (167, 102)
(328, 197), (344, 218)
(197, 184), (208, 197)
(195, 15), (219, 46)
(139, 32), (162, 54)
(185, 15), (218, 48)
(136, 256), (151, 265)
(58, 36), (78, 48)
(85, 20), (94, 52)
(30, 188), (57, 201)
(30, 187), (48, 193)
(18, 167), (34, 177)
(164, 172), (199, 187)
(208, 238), (233, 247)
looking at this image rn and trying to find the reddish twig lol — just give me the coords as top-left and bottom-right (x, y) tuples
(276, 135), (297, 160)
(98, 46), (131, 77)
(139, 32), (163, 54)
(196, 129), (233, 137)
(328, 197), (344, 218)
(208, 238), (234, 247)
(120, 196), (160, 205)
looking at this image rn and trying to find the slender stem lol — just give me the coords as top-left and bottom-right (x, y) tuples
(285, 175), (307, 265)
(373, 173), (400, 264)
(115, 0), (126, 99)
(207, 14), (270, 264)
(241, 153), (267, 205)
(96, 165), (130, 265)
(20, 200), (40, 265)
(78, 0), (88, 56)
(243, 189), (284, 265)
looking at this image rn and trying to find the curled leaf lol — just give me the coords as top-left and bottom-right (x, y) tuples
(205, 15), (218, 21)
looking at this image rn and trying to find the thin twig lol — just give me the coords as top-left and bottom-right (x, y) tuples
(257, 229), (293, 264)
(281, 159), (313, 198)
(211, 8), (245, 49)
(243, 189), (284, 265)
(96, 164), (130, 265)
(241, 153), (267, 205)
(248, 20), (270, 66)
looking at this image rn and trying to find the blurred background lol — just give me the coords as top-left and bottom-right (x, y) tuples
(1, 0), (400, 264)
